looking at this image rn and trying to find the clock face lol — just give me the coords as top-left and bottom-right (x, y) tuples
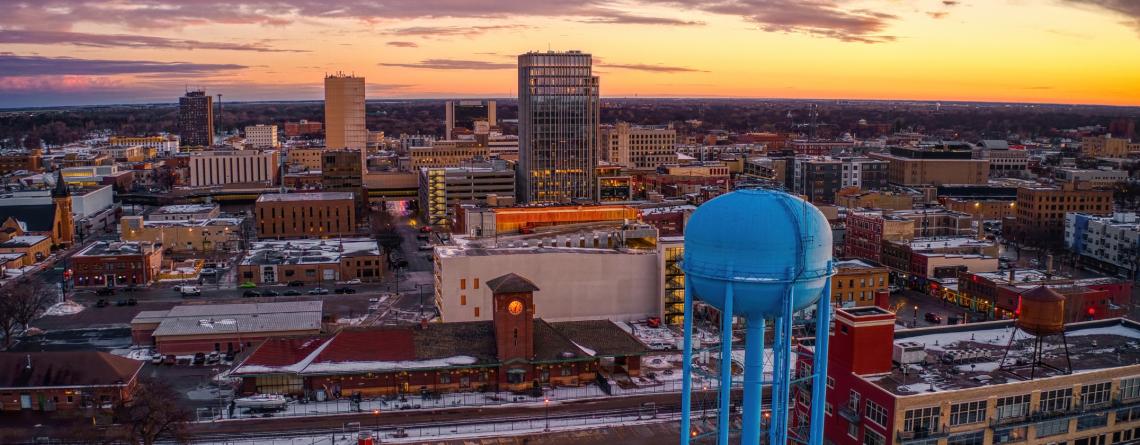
(508, 300), (524, 315)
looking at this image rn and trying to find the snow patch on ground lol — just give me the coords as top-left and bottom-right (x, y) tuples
(110, 346), (154, 361)
(43, 300), (84, 316)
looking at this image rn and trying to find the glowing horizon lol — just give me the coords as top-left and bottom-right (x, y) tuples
(2, 0), (1139, 107)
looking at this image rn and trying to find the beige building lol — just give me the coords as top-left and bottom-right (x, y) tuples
(663, 163), (730, 177)
(434, 224), (661, 323)
(837, 189), (918, 211)
(870, 147), (989, 186)
(286, 148), (325, 170)
(186, 150), (279, 187)
(599, 122), (677, 169)
(1082, 135), (1140, 157)
(410, 140), (490, 169)
(108, 135), (179, 156)
(121, 215), (245, 252)
(324, 74), (366, 150)
(244, 124), (279, 148)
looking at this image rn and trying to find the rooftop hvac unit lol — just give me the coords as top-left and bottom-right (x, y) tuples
(893, 341), (927, 365)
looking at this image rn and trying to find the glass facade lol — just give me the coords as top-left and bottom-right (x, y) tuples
(517, 52), (599, 203)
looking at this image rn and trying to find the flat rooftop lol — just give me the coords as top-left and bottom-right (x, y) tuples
(909, 237), (994, 250)
(135, 301), (323, 337)
(241, 238), (380, 266)
(872, 318), (1140, 395)
(153, 204), (217, 214)
(76, 241), (153, 257)
(256, 192), (354, 203)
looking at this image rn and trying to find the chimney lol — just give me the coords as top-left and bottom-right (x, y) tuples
(1046, 255), (1054, 275)
(1008, 268), (1015, 283)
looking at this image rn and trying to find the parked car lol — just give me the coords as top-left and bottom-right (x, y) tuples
(243, 290), (262, 298)
(123, 285), (140, 293)
(163, 355), (177, 366)
(180, 286), (201, 297)
(205, 352), (221, 365)
(284, 290), (302, 296)
(95, 288), (115, 296)
(95, 299), (109, 308)
(224, 351), (236, 362)
(151, 354), (164, 365)
(238, 281), (257, 289)
(308, 287), (330, 295)
(343, 278), (362, 285)
(262, 290), (280, 297)
(115, 299), (128, 307)
(334, 287), (356, 294)
(287, 280), (305, 287)
(418, 243), (432, 251)
(126, 298), (137, 306)
(192, 352), (206, 366)
(924, 312), (943, 324)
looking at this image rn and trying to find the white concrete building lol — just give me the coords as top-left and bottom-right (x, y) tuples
(433, 224), (662, 323)
(244, 124), (279, 148)
(186, 150), (279, 187)
(1066, 212), (1140, 279)
(1056, 168), (1128, 188)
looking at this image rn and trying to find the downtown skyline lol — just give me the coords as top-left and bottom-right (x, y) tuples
(2, 0), (1140, 108)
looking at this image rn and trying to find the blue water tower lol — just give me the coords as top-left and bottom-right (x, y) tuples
(680, 189), (834, 445)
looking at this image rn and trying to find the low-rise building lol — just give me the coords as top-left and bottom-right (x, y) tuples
(230, 276), (647, 395)
(0, 352), (143, 413)
(71, 241), (163, 287)
(284, 120), (323, 137)
(1066, 212), (1140, 280)
(1008, 183), (1113, 247)
(0, 235), (51, 266)
(957, 269), (1131, 320)
(870, 145), (989, 186)
(435, 224), (662, 323)
(121, 215), (245, 252)
(285, 147), (325, 170)
(130, 301), (323, 355)
(418, 163), (516, 228)
(186, 150), (279, 187)
(1082, 134), (1140, 157)
(844, 210), (915, 263)
(1055, 168), (1129, 188)
(237, 238), (382, 284)
(599, 122), (677, 169)
(0, 149), (43, 174)
(147, 203), (221, 221)
(108, 135), (179, 156)
(244, 124), (279, 148)
(255, 192), (356, 239)
(795, 307), (1140, 445)
(833, 259), (889, 307)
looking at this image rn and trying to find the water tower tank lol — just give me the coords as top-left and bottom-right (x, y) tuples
(683, 189), (833, 318)
(1016, 286), (1065, 336)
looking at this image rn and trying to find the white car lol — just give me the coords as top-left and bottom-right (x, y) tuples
(180, 286), (202, 296)
(343, 278), (362, 285)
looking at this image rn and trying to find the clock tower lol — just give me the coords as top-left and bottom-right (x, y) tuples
(487, 273), (539, 363)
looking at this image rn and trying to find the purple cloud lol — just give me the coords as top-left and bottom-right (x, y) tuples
(386, 41), (419, 48)
(578, 11), (705, 26)
(658, 0), (898, 43)
(379, 59), (514, 70)
(600, 63), (709, 73)
(0, 55), (247, 76)
(1063, 0), (1140, 33)
(0, 30), (305, 52)
(383, 25), (528, 37)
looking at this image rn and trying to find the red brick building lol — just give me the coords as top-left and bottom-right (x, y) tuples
(956, 270), (1131, 321)
(131, 301), (323, 355)
(231, 273), (647, 397)
(71, 241), (162, 287)
(0, 352), (143, 413)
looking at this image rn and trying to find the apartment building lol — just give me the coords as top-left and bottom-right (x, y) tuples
(254, 192), (356, 238)
(599, 122), (677, 169)
(186, 150), (279, 187)
(244, 124), (279, 148)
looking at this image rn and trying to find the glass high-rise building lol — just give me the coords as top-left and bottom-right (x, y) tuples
(178, 90), (214, 147)
(517, 51), (599, 203)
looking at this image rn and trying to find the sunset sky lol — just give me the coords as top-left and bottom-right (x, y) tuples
(2, 0), (1139, 107)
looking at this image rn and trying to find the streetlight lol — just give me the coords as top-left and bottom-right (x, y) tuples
(544, 398), (550, 432)
(372, 408), (380, 435)
(913, 305), (919, 327)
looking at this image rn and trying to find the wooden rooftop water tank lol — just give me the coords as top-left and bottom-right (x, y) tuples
(1016, 286), (1066, 336)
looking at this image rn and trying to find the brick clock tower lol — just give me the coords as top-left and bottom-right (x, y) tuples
(486, 273), (539, 387)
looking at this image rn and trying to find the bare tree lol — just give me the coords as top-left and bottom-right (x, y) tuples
(114, 379), (192, 445)
(8, 279), (57, 332)
(0, 297), (18, 349)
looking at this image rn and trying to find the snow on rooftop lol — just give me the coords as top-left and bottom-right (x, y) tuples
(155, 204), (217, 214)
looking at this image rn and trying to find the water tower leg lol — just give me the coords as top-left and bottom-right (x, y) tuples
(808, 278), (832, 445)
(681, 281), (695, 445)
(741, 318), (766, 445)
(716, 285), (734, 445)
(768, 290), (794, 445)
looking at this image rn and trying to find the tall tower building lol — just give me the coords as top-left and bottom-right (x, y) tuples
(517, 51), (600, 203)
(324, 74), (366, 151)
(51, 170), (75, 246)
(178, 90), (214, 147)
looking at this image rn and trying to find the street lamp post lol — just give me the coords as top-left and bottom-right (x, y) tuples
(544, 398), (550, 432)
(913, 305), (919, 327)
(373, 409), (380, 436)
